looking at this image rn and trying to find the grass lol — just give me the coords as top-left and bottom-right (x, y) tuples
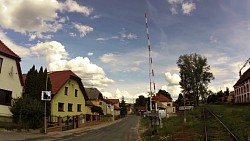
(208, 104), (250, 140)
(139, 104), (250, 141)
(140, 109), (203, 141)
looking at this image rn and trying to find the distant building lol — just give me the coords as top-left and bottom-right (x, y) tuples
(234, 68), (250, 103)
(106, 99), (120, 116)
(154, 93), (176, 114)
(0, 40), (23, 119)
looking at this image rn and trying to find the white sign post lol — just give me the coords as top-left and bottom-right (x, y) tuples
(41, 91), (51, 134)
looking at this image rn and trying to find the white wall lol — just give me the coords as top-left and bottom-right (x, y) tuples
(0, 55), (23, 117)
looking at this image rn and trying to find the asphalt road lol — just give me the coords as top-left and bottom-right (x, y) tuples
(66, 115), (139, 141)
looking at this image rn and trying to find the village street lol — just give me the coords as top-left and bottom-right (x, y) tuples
(0, 115), (140, 141)
(61, 115), (140, 141)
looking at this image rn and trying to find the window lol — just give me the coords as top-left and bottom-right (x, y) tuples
(64, 87), (68, 95)
(77, 104), (81, 112)
(0, 58), (3, 73)
(0, 89), (12, 106)
(68, 103), (73, 112)
(58, 102), (64, 112)
(75, 89), (78, 97)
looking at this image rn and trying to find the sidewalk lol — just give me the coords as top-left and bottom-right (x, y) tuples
(0, 119), (123, 141)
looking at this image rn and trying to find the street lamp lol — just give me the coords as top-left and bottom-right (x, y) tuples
(41, 73), (51, 134)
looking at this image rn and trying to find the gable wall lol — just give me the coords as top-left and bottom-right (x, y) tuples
(0, 55), (22, 117)
(51, 79), (85, 117)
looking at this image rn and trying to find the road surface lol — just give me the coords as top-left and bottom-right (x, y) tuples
(65, 115), (139, 141)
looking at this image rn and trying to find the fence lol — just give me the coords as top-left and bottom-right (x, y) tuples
(46, 114), (101, 132)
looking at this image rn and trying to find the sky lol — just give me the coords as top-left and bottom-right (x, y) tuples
(1, 0), (250, 103)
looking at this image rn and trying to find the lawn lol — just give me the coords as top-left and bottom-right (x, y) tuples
(139, 104), (250, 141)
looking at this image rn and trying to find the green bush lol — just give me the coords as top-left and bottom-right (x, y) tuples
(10, 97), (44, 129)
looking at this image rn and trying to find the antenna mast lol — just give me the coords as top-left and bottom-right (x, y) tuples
(145, 13), (156, 111)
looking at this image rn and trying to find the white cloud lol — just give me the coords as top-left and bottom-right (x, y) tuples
(120, 29), (137, 41)
(90, 15), (101, 20)
(167, 0), (196, 15)
(88, 52), (94, 56)
(69, 32), (77, 37)
(0, 0), (62, 34)
(99, 51), (146, 73)
(170, 7), (178, 15)
(96, 30), (137, 42)
(73, 23), (93, 37)
(28, 33), (53, 41)
(182, 2), (196, 15)
(31, 41), (68, 62)
(0, 31), (30, 57)
(63, 0), (93, 16)
(164, 72), (181, 85)
(100, 53), (119, 63)
(161, 85), (181, 100)
(168, 0), (183, 4)
(209, 35), (218, 44)
(0, 0), (93, 38)
(30, 41), (114, 88)
(96, 38), (108, 41)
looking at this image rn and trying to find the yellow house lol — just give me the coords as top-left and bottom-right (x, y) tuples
(49, 70), (88, 117)
(0, 40), (23, 119)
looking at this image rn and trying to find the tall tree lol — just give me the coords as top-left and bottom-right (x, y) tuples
(24, 66), (51, 100)
(11, 66), (52, 129)
(157, 89), (172, 99)
(177, 53), (214, 106)
(135, 95), (146, 107)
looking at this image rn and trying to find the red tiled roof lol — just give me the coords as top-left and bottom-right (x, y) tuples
(0, 40), (20, 59)
(49, 70), (88, 100)
(107, 99), (119, 104)
(154, 94), (172, 102)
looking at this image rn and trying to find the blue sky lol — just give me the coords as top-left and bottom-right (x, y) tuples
(1, 0), (250, 102)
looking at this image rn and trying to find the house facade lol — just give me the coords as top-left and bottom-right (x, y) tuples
(49, 70), (88, 117)
(154, 93), (176, 114)
(85, 88), (106, 114)
(234, 68), (250, 103)
(107, 99), (120, 116)
(0, 40), (23, 118)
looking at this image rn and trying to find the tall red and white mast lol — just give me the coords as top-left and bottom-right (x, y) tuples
(145, 13), (156, 111)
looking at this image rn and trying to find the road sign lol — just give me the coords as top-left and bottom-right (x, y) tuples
(41, 91), (51, 101)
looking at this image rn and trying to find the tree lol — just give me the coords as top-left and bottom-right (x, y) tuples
(157, 89), (172, 99)
(120, 96), (127, 117)
(10, 65), (52, 129)
(25, 65), (51, 100)
(176, 93), (184, 106)
(177, 53), (214, 106)
(134, 95), (147, 107)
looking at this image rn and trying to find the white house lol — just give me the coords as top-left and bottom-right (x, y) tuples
(0, 40), (23, 119)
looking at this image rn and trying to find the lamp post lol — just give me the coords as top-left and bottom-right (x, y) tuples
(44, 73), (48, 134)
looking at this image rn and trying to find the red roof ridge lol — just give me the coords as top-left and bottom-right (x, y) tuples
(0, 40), (20, 59)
